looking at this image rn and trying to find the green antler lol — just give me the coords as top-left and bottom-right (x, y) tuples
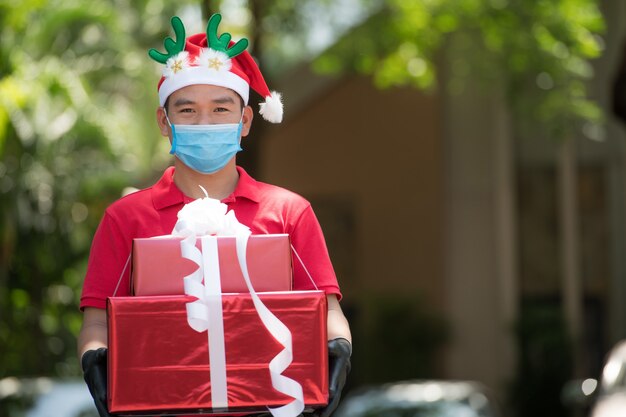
(149, 16), (186, 64)
(206, 14), (249, 58)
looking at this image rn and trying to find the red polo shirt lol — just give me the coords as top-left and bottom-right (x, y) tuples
(80, 166), (340, 310)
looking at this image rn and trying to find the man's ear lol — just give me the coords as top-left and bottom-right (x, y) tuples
(156, 107), (170, 137)
(240, 106), (254, 138)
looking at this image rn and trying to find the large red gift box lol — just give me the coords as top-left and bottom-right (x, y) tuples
(107, 291), (328, 415)
(132, 234), (293, 295)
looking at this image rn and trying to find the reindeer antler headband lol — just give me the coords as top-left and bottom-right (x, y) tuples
(149, 14), (283, 123)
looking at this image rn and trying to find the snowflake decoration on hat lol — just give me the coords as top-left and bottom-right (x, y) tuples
(196, 48), (231, 73)
(163, 51), (190, 78)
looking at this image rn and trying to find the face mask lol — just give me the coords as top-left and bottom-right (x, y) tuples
(166, 113), (243, 174)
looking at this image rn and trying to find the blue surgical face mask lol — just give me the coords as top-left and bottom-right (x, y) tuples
(166, 112), (244, 174)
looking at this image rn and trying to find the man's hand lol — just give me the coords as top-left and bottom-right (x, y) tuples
(314, 338), (352, 417)
(82, 348), (112, 417)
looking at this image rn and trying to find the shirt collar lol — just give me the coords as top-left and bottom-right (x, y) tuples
(222, 166), (261, 204)
(152, 166), (185, 210)
(152, 166), (260, 210)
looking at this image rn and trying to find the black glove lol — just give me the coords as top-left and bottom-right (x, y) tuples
(82, 348), (113, 417)
(313, 338), (352, 417)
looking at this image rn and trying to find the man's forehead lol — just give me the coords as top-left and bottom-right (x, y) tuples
(170, 84), (240, 104)
(171, 95), (236, 107)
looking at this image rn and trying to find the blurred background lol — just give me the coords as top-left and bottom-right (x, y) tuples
(1, 0), (625, 416)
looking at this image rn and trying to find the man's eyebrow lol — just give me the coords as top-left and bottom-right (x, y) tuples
(172, 95), (236, 107)
(212, 96), (236, 104)
(172, 98), (196, 107)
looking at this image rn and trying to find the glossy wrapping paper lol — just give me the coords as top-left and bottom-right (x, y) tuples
(107, 291), (328, 415)
(132, 234), (293, 296)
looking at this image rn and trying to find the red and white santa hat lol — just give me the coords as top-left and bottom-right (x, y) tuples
(149, 14), (283, 123)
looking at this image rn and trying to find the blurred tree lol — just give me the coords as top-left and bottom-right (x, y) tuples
(0, 0), (192, 378)
(314, 0), (605, 140)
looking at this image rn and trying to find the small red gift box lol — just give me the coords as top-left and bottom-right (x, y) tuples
(131, 234), (292, 295)
(107, 291), (328, 415)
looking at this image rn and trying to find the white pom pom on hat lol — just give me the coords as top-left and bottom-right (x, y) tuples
(259, 91), (283, 123)
(151, 14), (284, 123)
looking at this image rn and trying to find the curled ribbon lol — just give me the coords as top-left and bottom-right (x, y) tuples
(174, 196), (304, 417)
(235, 232), (304, 417)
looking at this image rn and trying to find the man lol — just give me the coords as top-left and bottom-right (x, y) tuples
(78, 14), (352, 417)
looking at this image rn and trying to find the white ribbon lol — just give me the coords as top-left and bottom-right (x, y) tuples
(178, 228), (228, 409)
(174, 192), (304, 417)
(235, 232), (305, 417)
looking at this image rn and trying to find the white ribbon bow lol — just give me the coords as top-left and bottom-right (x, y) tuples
(172, 189), (304, 417)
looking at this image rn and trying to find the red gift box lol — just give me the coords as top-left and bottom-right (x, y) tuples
(107, 291), (328, 415)
(132, 234), (293, 295)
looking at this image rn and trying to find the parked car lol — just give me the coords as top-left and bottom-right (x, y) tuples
(561, 340), (626, 417)
(0, 377), (97, 417)
(333, 379), (502, 417)
(590, 340), (626, 417)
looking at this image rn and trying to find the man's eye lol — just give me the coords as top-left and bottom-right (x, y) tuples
(180, 108), (194, 113)
(214, 107), (229, 112)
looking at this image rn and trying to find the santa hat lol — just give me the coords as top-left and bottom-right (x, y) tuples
(149, 14), (283, 123)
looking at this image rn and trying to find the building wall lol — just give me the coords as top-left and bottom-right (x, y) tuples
(440, 67), (517, 401)
(259, 75), (445, 311)
(257, 67), (514, 396)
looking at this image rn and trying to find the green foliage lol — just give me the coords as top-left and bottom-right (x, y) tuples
(352, 293), (448, 384)
(509, 301), (573, 417)
(0, 0), (190, 379)
(314, 0), (606, 139)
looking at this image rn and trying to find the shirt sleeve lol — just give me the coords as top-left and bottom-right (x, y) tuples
(80, 211), (133, 310)
(289, 204), (342, 299)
